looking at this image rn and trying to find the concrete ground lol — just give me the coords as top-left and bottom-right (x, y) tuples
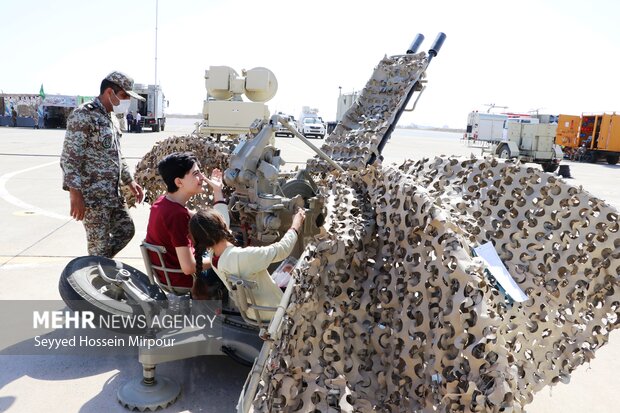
(0, 119), (619, 412)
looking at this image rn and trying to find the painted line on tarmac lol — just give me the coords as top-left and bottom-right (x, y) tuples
(0, 161), (71, 221)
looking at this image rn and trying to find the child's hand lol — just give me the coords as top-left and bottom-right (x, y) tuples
(204, 168), (223, 192)
(291, 209), (306, 233)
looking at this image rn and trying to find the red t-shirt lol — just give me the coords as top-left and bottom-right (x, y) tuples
(145, 195), (194, 288)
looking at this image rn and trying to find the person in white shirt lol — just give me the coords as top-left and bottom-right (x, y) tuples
(189, 206), (305, 319)
(135, 112), (142, 133)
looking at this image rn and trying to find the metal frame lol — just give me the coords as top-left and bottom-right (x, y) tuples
(140, 241), (192, 295)
(226, 275), (278, 331)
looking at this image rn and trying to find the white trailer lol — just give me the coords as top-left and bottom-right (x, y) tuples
(129, 84), (167, 132)
(464, 111), (562, 172)
(495, 122), (563, 172)
(464, 111), (541, 142)
(489, 119), (564, 172)
(464, 112), (507, 142)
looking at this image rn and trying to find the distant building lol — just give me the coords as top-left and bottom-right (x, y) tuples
(0, 93), (94, 128)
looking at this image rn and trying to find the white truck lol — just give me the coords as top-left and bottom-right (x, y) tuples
(464, 112), (506, 141)
(464, 111), (539, 141)
(297, 106), (326, 139)
(464, 111), (562, 172)
(129, 84), (167, 132)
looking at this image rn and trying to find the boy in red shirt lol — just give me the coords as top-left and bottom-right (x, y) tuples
(145, 152), (223, 288)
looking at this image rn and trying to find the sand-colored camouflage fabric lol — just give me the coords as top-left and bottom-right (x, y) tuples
(125, 135), (232, 209)
(308, 51), (427, 173)
(251, 156), (620, 412)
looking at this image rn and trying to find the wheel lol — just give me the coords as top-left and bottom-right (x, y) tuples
(58, 256), (167, 334)
(542, 163), (559, 173)
(152, 122), (160, 132)
(161, 122), (165, 131)
(581, 151), (595, 163)
(498, 145), (511, 159)
(607, 154), (619, 165)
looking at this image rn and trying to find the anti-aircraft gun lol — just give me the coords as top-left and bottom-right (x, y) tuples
(223, 33), (446, 251)
(74, 33), (448, 413)
(196, 65), (329, 247)
(136, 32), (446, 249)
(223, 116), (340, 247)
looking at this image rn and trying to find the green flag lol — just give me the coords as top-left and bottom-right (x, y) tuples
(39, 84), (45, 100)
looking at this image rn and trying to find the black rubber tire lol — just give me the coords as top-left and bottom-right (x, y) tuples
(581, 151), (598, 163)
(498, 145), (511, 159)
(152, 122), (160, 132)
(607, 154), (619, 165)
(58, 257), (263, 364)
(58, 256), (167, 334)
(161, 123), (165, 132)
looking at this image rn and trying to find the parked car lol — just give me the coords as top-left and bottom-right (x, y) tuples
(275, 114), (297, 137)
(299, 117), (325, 139)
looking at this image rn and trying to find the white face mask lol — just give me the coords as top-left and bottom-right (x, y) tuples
(111, 91), (131, 114)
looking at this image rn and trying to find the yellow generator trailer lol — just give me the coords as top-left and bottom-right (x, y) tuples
(555, 113), (620, 164)
(555, 114), (581, 148)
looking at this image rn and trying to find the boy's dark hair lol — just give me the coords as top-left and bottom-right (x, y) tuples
(158, 152), (199, 193)
(100, 79), (122, 95)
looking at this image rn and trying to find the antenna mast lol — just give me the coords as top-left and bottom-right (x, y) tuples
(484, 103), (508, 113)
(155, 0), (158, 86)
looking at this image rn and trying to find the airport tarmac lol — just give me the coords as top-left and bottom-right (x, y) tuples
(0, 119), (619, 412)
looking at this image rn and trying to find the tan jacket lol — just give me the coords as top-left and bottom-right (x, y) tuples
(209, 206), (297, 319)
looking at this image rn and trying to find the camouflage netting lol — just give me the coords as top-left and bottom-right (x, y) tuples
(251, 156), (620, 413)
(307, 52), (427, 173)
(123, 135), (232, 209)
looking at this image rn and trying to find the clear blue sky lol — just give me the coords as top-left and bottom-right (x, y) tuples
(2, 0), (619, 128)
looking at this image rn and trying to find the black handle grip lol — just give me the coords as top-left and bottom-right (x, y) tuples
(429, 32), (446, 57)
(406, 34), (425, 54)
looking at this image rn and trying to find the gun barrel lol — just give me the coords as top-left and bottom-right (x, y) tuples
(406, 34), (425, 54)
(428, 32), (446, 58)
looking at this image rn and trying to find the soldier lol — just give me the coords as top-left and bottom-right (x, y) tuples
(60, 71), (145, 258)
(33, 108), (39, 129)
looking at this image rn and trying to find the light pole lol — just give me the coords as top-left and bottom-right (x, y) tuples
(154, 0), (159, 121)
(155, 0), (158, 87)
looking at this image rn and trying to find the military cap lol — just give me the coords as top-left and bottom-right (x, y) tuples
(104, 71), (146, 101)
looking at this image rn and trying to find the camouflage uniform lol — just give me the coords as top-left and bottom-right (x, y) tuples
(60, 96), (135, 257)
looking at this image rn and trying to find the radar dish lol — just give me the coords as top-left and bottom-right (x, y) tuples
(244, 67), (278, 102)
(206, 66), (238, 100)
